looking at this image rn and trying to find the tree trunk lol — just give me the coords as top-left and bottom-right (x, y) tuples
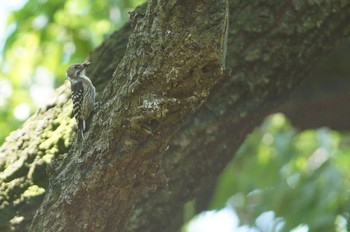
(1, 1), (350, 232)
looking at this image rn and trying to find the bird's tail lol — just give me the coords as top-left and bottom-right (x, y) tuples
(77, 129), (84, 141)
(77, 119), (85, 141)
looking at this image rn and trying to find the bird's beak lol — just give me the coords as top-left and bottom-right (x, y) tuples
(82, 61), (90, 69)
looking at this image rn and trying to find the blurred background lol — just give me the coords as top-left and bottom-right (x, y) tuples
(1, 1), (350, 232)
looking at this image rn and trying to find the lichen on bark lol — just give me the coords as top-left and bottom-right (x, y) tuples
(0, 84), (74, 231)
(0, 0), (350, 232)
(28, 0), (229, 231)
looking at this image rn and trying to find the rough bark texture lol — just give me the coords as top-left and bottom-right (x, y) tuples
(31, 0), (228, 231)
(125, 1), (350, 231)
(0, 0), (350, 232)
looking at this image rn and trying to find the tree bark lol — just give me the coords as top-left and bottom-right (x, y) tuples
(30, 0), (228, 231)
(1, 1), (350, 232)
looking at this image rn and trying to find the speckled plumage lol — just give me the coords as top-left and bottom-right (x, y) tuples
(66, 63), (96, 141)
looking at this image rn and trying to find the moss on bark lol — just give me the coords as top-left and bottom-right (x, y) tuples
(0, 0), (350, 231)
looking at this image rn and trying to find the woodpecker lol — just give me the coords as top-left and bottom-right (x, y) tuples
(66, 61), (96, 141)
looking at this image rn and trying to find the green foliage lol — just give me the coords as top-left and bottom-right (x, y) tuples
(211, 113), (350, 231)
(0, 0), (146, 144)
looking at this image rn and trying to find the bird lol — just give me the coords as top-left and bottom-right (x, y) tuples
(66, 61), (96, 141)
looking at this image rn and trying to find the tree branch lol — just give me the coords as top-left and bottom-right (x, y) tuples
(1, 1), (350, 232)
(125, 1), (350, 231)
(29, 0), (228, 231)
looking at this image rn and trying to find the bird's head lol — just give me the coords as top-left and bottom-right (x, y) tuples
(66, 61), (90, 81)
